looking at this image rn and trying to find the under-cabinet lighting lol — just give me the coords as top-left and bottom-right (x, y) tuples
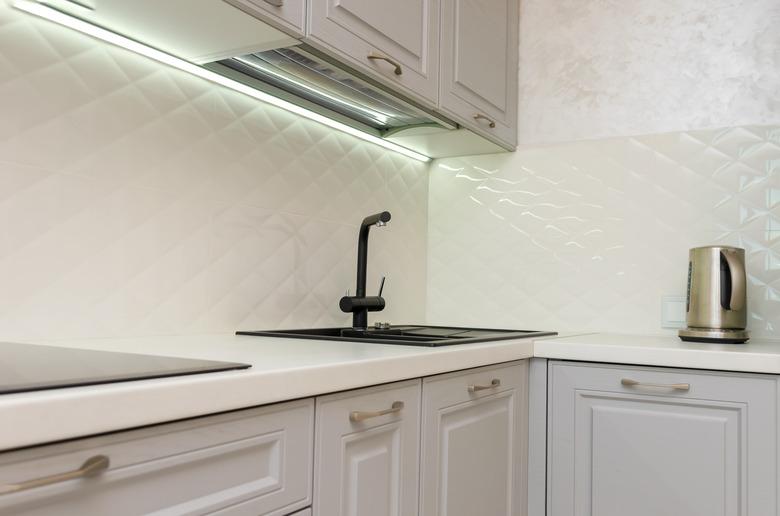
(13, 0), (431, 163)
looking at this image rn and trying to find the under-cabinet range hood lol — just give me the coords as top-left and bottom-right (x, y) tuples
(207, 45), (452, 135)
(17, 0), (507, 160)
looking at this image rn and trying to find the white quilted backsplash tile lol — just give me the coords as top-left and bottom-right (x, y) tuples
(428, 126), (780, 338)
(0, 4), (428, 340)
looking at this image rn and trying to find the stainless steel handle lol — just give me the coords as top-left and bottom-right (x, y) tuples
(350, 401), (404, 422)
(621, 378), (690, 391)
(721, 249), (746, 312)
(473, 113), (496, 128)
(263, 0), (284, 6)
(0, 455), (110, 495)
(468, 378), (501, 393)
(367, 53), (403, 76)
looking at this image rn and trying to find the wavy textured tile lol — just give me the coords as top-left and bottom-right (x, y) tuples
(429, 126), (780, 338)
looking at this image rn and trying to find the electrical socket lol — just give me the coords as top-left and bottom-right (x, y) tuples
(661, 295), (687, 329)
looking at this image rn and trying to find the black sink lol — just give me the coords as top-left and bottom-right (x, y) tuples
(237, 325), (556, 347)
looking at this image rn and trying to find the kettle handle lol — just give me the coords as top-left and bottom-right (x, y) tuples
(721, 250), (745, 312)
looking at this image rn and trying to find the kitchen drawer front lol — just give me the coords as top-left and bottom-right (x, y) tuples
(0, 399), (314, 516)
(422, 360), (527, 406)
(226, 0), (306, 37)
(547, 361), (777, 516)
(314, 379), (421, 516)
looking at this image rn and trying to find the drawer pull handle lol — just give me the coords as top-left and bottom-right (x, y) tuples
(263, 0), (284, 6)
(0, 454), (110, 495)
(367, 53), (403, 76)
(473, 113), (496, 128)
(468, 378), (501, 393)
(350, 401), (404, 422)
(621, 378), (690, 391)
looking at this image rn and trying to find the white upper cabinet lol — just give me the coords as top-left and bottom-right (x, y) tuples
(439, 0), (519, 147)
(41, 0), (298, 63)
(226, 0), (307, 38)
(307, 0), (440, 104)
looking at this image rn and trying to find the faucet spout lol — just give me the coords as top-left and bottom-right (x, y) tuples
(341, 211), (391, 329)
(356, 211), (390, 298)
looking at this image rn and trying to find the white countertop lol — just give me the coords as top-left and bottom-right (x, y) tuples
(534, 332), (780, 374)
(1, 333), (536, 451)
(4, 330), (780, 451)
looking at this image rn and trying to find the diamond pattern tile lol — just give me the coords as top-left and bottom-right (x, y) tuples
(0, 4), (428, 340)
(429, 126), (780, 337)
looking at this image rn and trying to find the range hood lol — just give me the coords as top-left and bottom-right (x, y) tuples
(18, 0), (507, 160)
(206, 45), (454, 135)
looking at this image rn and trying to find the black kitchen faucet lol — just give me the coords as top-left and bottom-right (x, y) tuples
(339, 211), (390, 329)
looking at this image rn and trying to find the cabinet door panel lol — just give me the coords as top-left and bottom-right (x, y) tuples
(314, 379), (421, 516)
(438, 393), (514, 516)
(548, 362), (777, 516)
(308, 0), (439, 103)
(585, 394), (738, 516)
(342, 423), (401, 516)
(334, 0), (424, 56)
(421, 361), (528, 516)
(440, 0), (518, 146)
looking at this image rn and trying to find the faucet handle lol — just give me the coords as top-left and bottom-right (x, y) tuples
(378, 276), (386, 297)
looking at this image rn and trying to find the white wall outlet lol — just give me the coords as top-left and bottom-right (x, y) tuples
(661, 295), (687, 329)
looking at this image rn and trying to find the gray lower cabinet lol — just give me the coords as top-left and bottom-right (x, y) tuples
(439, 0), (519, 147)
(547, 361), (778, 516)
(0, 399), (314, 516)
(313, 379), (422, 516)
(420, 361), (529, 516)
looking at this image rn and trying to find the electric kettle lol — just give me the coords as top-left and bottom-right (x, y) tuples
(679, 246), (749, 343)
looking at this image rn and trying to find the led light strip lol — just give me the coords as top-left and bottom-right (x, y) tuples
(13, 0), (431, 162)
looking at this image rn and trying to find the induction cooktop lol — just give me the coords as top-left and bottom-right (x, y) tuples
(0, 342), (251, 395)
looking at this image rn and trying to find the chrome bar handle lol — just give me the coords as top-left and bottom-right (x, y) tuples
(263, 0), (284, 6)
(0, 455), (110, 495)
(367, 53), (403, 76)
(621, 378), (690, 391)
(350, 401), (404, 422)
(468, 378), (501, 393)
(473, 113), (496, 128)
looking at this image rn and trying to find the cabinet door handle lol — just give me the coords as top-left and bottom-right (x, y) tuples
(468, 378), (501, 393)
(0, 455), (110, 495)
(621, 378), (690, 391)
(350, 401), (404, 422)
(473, 113), (496, 128)
(263, 0), (284, 6)
(367, 53), (403, 76)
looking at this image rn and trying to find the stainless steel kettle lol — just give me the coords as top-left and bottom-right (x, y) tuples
(679, 246), (749, 343)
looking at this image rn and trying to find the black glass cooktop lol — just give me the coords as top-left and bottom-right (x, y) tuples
(0, 342), (251, 395)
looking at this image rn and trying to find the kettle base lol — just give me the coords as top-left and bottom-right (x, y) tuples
(678, 327), (750, 344)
